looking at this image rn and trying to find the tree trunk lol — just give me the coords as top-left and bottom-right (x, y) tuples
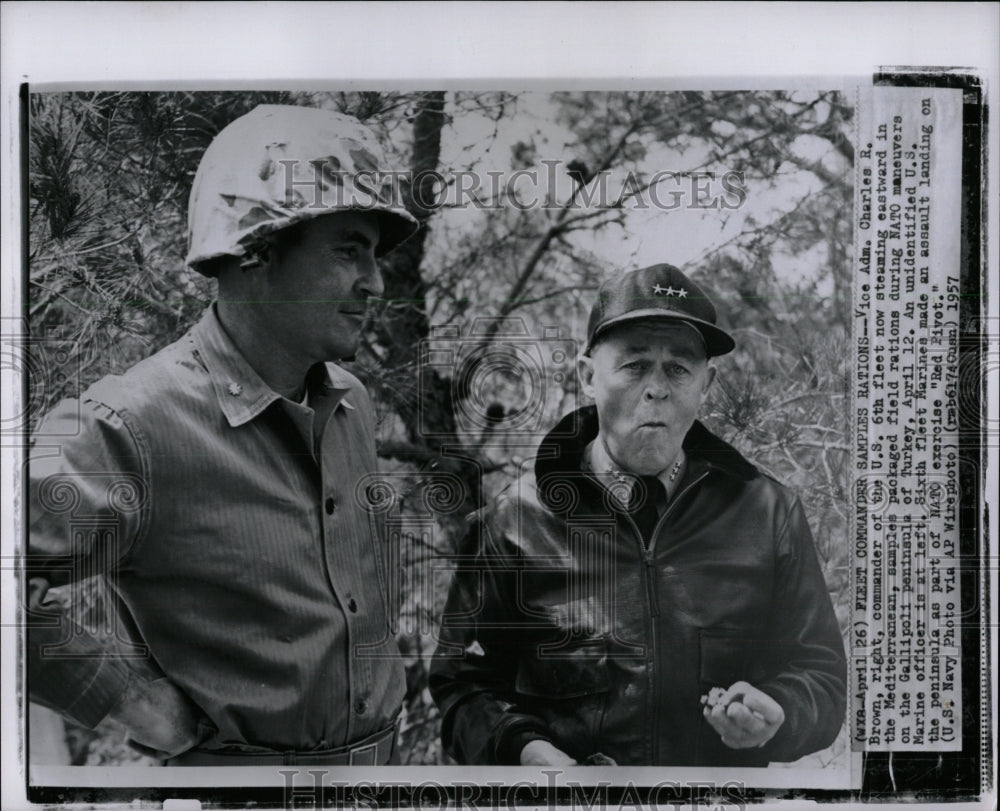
(370, 92), (483, 513)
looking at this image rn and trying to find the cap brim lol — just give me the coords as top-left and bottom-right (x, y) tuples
(588, 309), (735, 357)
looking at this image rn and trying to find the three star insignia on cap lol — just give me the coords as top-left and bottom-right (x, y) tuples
(652, 283), (687, 298)
(227, 382), (243, 396)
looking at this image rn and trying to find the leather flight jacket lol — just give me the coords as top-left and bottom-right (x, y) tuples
(430, 406), (847, 766)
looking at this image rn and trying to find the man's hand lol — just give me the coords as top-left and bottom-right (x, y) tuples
(520, 739), (577, 766)
(701, 681), (785, 749)
(107, 676), (212, 759)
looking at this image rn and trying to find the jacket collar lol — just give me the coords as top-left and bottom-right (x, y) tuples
(191, 304), (354, 428)
(534, 405), (757, 509)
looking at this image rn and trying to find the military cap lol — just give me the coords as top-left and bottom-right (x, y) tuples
(586, 263), (735, 357)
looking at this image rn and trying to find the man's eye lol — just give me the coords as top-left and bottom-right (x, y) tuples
(331, 244), (363, 261)
(668, 364), (691, 376)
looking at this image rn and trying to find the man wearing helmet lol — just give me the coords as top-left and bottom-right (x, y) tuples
(429, 264), (846, 766)
(27, 106), (418, 765)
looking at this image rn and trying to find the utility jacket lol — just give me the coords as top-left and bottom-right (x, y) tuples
(28, 305), (404, 752)
(429, 406), (846, 766)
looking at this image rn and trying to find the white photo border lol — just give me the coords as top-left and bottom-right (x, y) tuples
(2, 3), (997, 810)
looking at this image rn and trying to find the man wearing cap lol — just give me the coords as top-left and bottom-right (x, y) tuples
(429, 264), (846, 766)
(27, 105), (418, 765)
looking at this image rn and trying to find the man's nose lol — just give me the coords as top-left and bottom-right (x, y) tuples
(356, 252), (384, 300)
(643, 369), (670, 399)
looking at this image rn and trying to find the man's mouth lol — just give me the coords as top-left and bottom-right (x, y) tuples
(638, 421), (669, 429)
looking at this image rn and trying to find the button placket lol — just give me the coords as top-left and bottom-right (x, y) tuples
(320, 405), (373, 740)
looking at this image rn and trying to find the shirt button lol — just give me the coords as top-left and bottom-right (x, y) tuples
(355, 699), (367, 714)
(347, 598), (358, 613)
(325, 497), (336, 515)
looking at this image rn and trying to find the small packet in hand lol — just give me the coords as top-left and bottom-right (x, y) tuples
(700, 686), (729, 709)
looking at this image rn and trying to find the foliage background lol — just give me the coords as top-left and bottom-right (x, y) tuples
(26, 89), (853, 767)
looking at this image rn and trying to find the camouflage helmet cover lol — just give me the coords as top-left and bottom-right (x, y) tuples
(185, 104), (419, 274)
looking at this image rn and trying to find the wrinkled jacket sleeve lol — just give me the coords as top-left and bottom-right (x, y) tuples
(429, 508), (552, 765)
(26, 397), (147, 728)
(757, 498), (847, 762)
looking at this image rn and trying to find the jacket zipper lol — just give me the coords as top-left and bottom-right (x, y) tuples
(640, 469), (709, 764)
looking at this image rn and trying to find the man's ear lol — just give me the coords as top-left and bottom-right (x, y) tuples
(701, 363), (717, 397)
(577, 353), (596, 400)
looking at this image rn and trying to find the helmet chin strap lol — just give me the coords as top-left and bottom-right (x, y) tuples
(239, 242), (271, 272)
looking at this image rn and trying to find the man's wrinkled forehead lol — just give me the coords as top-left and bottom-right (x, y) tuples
(595, 320), (709, 360)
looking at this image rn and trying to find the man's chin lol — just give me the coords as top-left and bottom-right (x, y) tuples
(325, 338), (360, 362)
(617, 439), (682, 475)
